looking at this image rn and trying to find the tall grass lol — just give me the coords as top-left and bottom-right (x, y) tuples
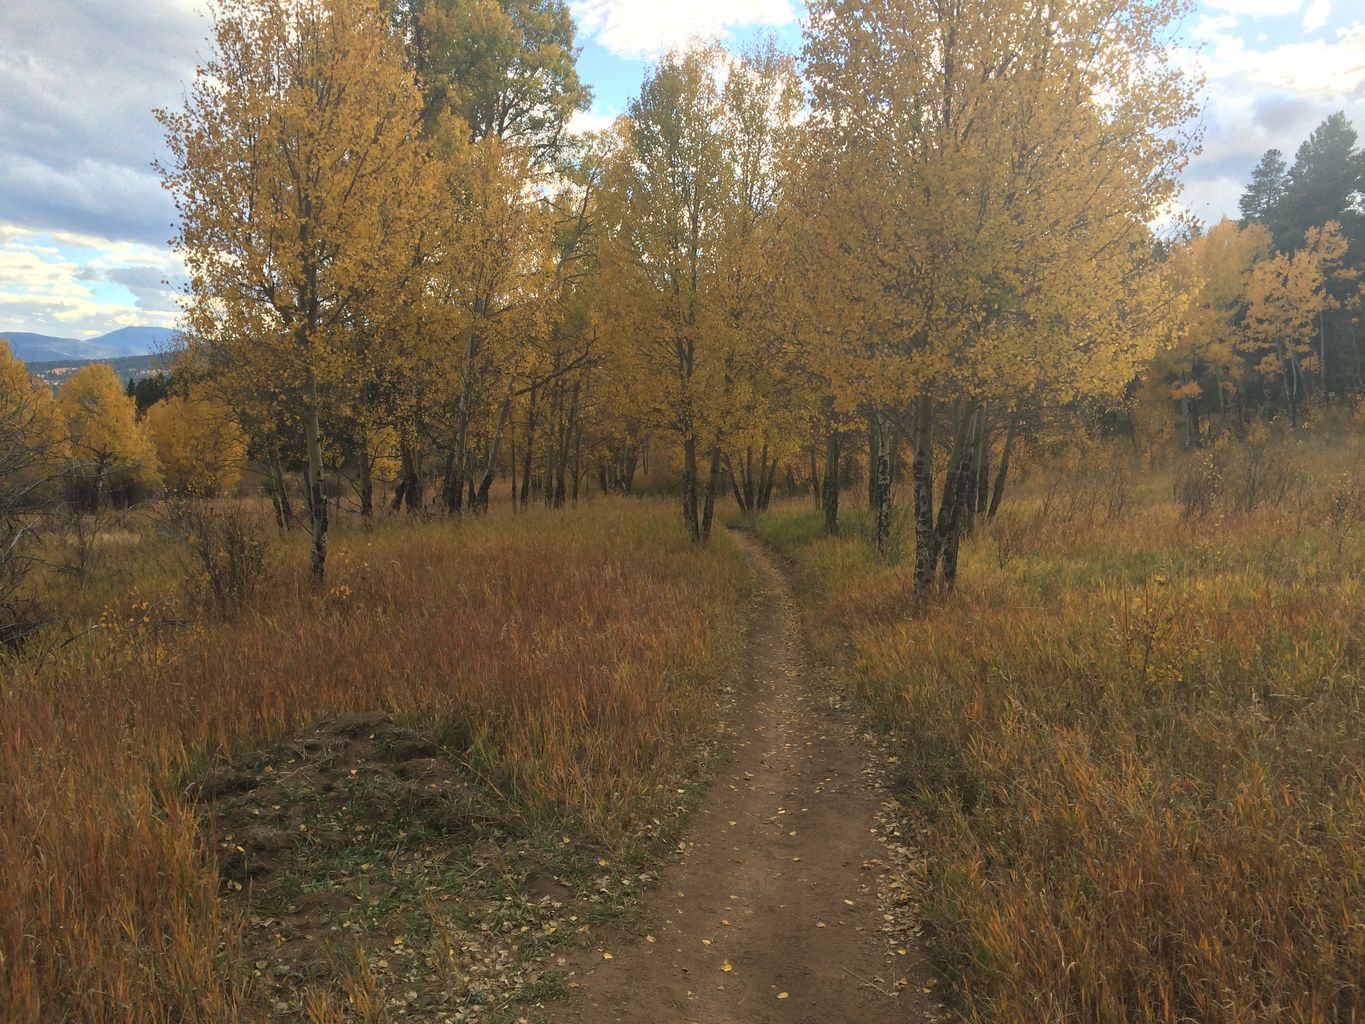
(0, 500), (750, 1022)
(752, 448), (1364, 1023)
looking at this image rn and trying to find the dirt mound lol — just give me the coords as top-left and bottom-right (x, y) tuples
(191, 711), (490, 887)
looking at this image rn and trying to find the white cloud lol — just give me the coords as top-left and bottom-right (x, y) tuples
(568, 106), (623, 135)
(1201, 0), (1303, 16)
(1302, 0), (1331, 31)
(0, 224), (183, 337)
(1172, 21), (1365, 223)
(1185, 22), (1365, 94)
(571, 0), (796, 58)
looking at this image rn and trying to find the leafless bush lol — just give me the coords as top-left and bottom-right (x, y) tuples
(990, 509), (1035, 569)
(168, 498), (269, 613)
(1324, 472), (1365, 558)
(1173, 452), (1221, 521)
(1220, 442), (1297, 516)
(1102, 457), (1135, 522)
(1040, 450), (1133, 528)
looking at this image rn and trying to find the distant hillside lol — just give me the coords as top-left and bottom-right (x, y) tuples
(26, 353), (171, 390)
(0, 326), (179, 363)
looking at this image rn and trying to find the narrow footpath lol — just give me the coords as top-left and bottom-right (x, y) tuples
(541, 529), (940, 1024)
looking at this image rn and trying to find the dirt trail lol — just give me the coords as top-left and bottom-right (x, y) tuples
(541, 529), (938, 1024)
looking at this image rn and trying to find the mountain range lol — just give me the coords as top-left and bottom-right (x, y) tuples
(0, 326), (178, 363)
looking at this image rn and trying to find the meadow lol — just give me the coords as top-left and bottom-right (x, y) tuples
(0, 501), (752, 1022)
(749, 433), (1364, 1023)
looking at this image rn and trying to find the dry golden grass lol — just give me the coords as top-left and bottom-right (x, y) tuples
(751, 440), (1364, 1023)
(0, 500), (751, 1023)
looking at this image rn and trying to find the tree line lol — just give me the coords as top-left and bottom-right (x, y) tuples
(1147, 113), (1365, 444)
(141, 0), (1209, 595)
(13, 0), (1359, 600)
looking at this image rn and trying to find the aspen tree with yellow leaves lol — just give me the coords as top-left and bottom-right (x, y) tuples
(797, 0), (1200, 589)
(1157, 219), (1271, 445)
(599, 43), (801, 542)
(423, 136), (557, 515)
(159, 0), (435, 581)
(0, 340), (68, 647)
(145, 397), (248, 496)
(56, 364), (162, 507)
(597, 46), (730, 542)
(1240, 221), (1353, 426)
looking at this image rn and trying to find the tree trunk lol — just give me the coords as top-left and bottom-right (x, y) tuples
(682, 434), (701, 542)
(809, 443), (821, 507)
(987, 407), (1020, 520)
(701, 444), (722, 541)
(358, 446), (373, 526)
(509, 420), (517, 512)
(872, 408), (893, 558)
(453, 322), (480, 513)
(475, 397), (512, 512)
(821, 428), (841, 535)
(441, 450), (460, 515)
(934, 403), (975, 568)
(303, 404), (328, 585)
(520, 384), (537, 510)
(938, 404), (982, 589)
(911, 395), (936, 596)
(394, 439), (422, 514)
(758, 444), (777, 511)
(975, 421), (991, 516)
(268, 444), (293, 529)
(867, 415), (879, 509)
(962, 406), (985, 537)
(727, 454), (747, 512)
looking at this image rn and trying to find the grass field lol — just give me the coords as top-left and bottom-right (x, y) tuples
(748, 439), (1363, 1023)
(0, 501), (753, 1023)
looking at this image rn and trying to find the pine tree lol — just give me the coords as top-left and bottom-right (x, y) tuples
(1238, 148), (1288, 228)
(1275, 112), (1365, 252)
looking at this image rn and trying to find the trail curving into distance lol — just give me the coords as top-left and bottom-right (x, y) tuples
(540, 528), (942, 1024)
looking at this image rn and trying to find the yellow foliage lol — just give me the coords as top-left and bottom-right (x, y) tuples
(145, 396), (247, 495)
(56, 364), (161, 499)
(0, 338), (67, 468)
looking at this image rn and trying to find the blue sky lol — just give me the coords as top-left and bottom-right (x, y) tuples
(1, 0), (1362, 341)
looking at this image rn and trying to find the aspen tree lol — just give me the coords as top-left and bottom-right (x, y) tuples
(160, 0), (433, 581)
(799, 0), (1199, 588)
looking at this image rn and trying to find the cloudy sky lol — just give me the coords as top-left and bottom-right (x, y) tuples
(1, 0), (1362, 340)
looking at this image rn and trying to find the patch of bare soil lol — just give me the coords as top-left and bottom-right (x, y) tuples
(533, 530), (945, 1024)
(192, 712), (615, 1022)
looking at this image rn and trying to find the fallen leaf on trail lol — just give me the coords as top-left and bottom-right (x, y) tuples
(602, 952), (613, 961)
(645, 935), (656, 944)
(721, 961), (733, 973)
(778, 991), (789, 999)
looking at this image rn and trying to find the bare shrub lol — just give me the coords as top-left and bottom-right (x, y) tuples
(168, 498), (269, 613)
(1324, 471), (1365, 557)
(1220, 441), (1297, 516)
(1173, 451), (1220, 521)
(990, 508), (1041, 569)
(1100, 452), (1135, 522)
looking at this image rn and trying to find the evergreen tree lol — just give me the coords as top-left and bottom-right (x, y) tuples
(1276, 112), (1365, 252)
(1238, 148), (1287, 227)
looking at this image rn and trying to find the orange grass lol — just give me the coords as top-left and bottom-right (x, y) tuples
(0, 500), (750, 1022)
(753, 456), (1364, 1023)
